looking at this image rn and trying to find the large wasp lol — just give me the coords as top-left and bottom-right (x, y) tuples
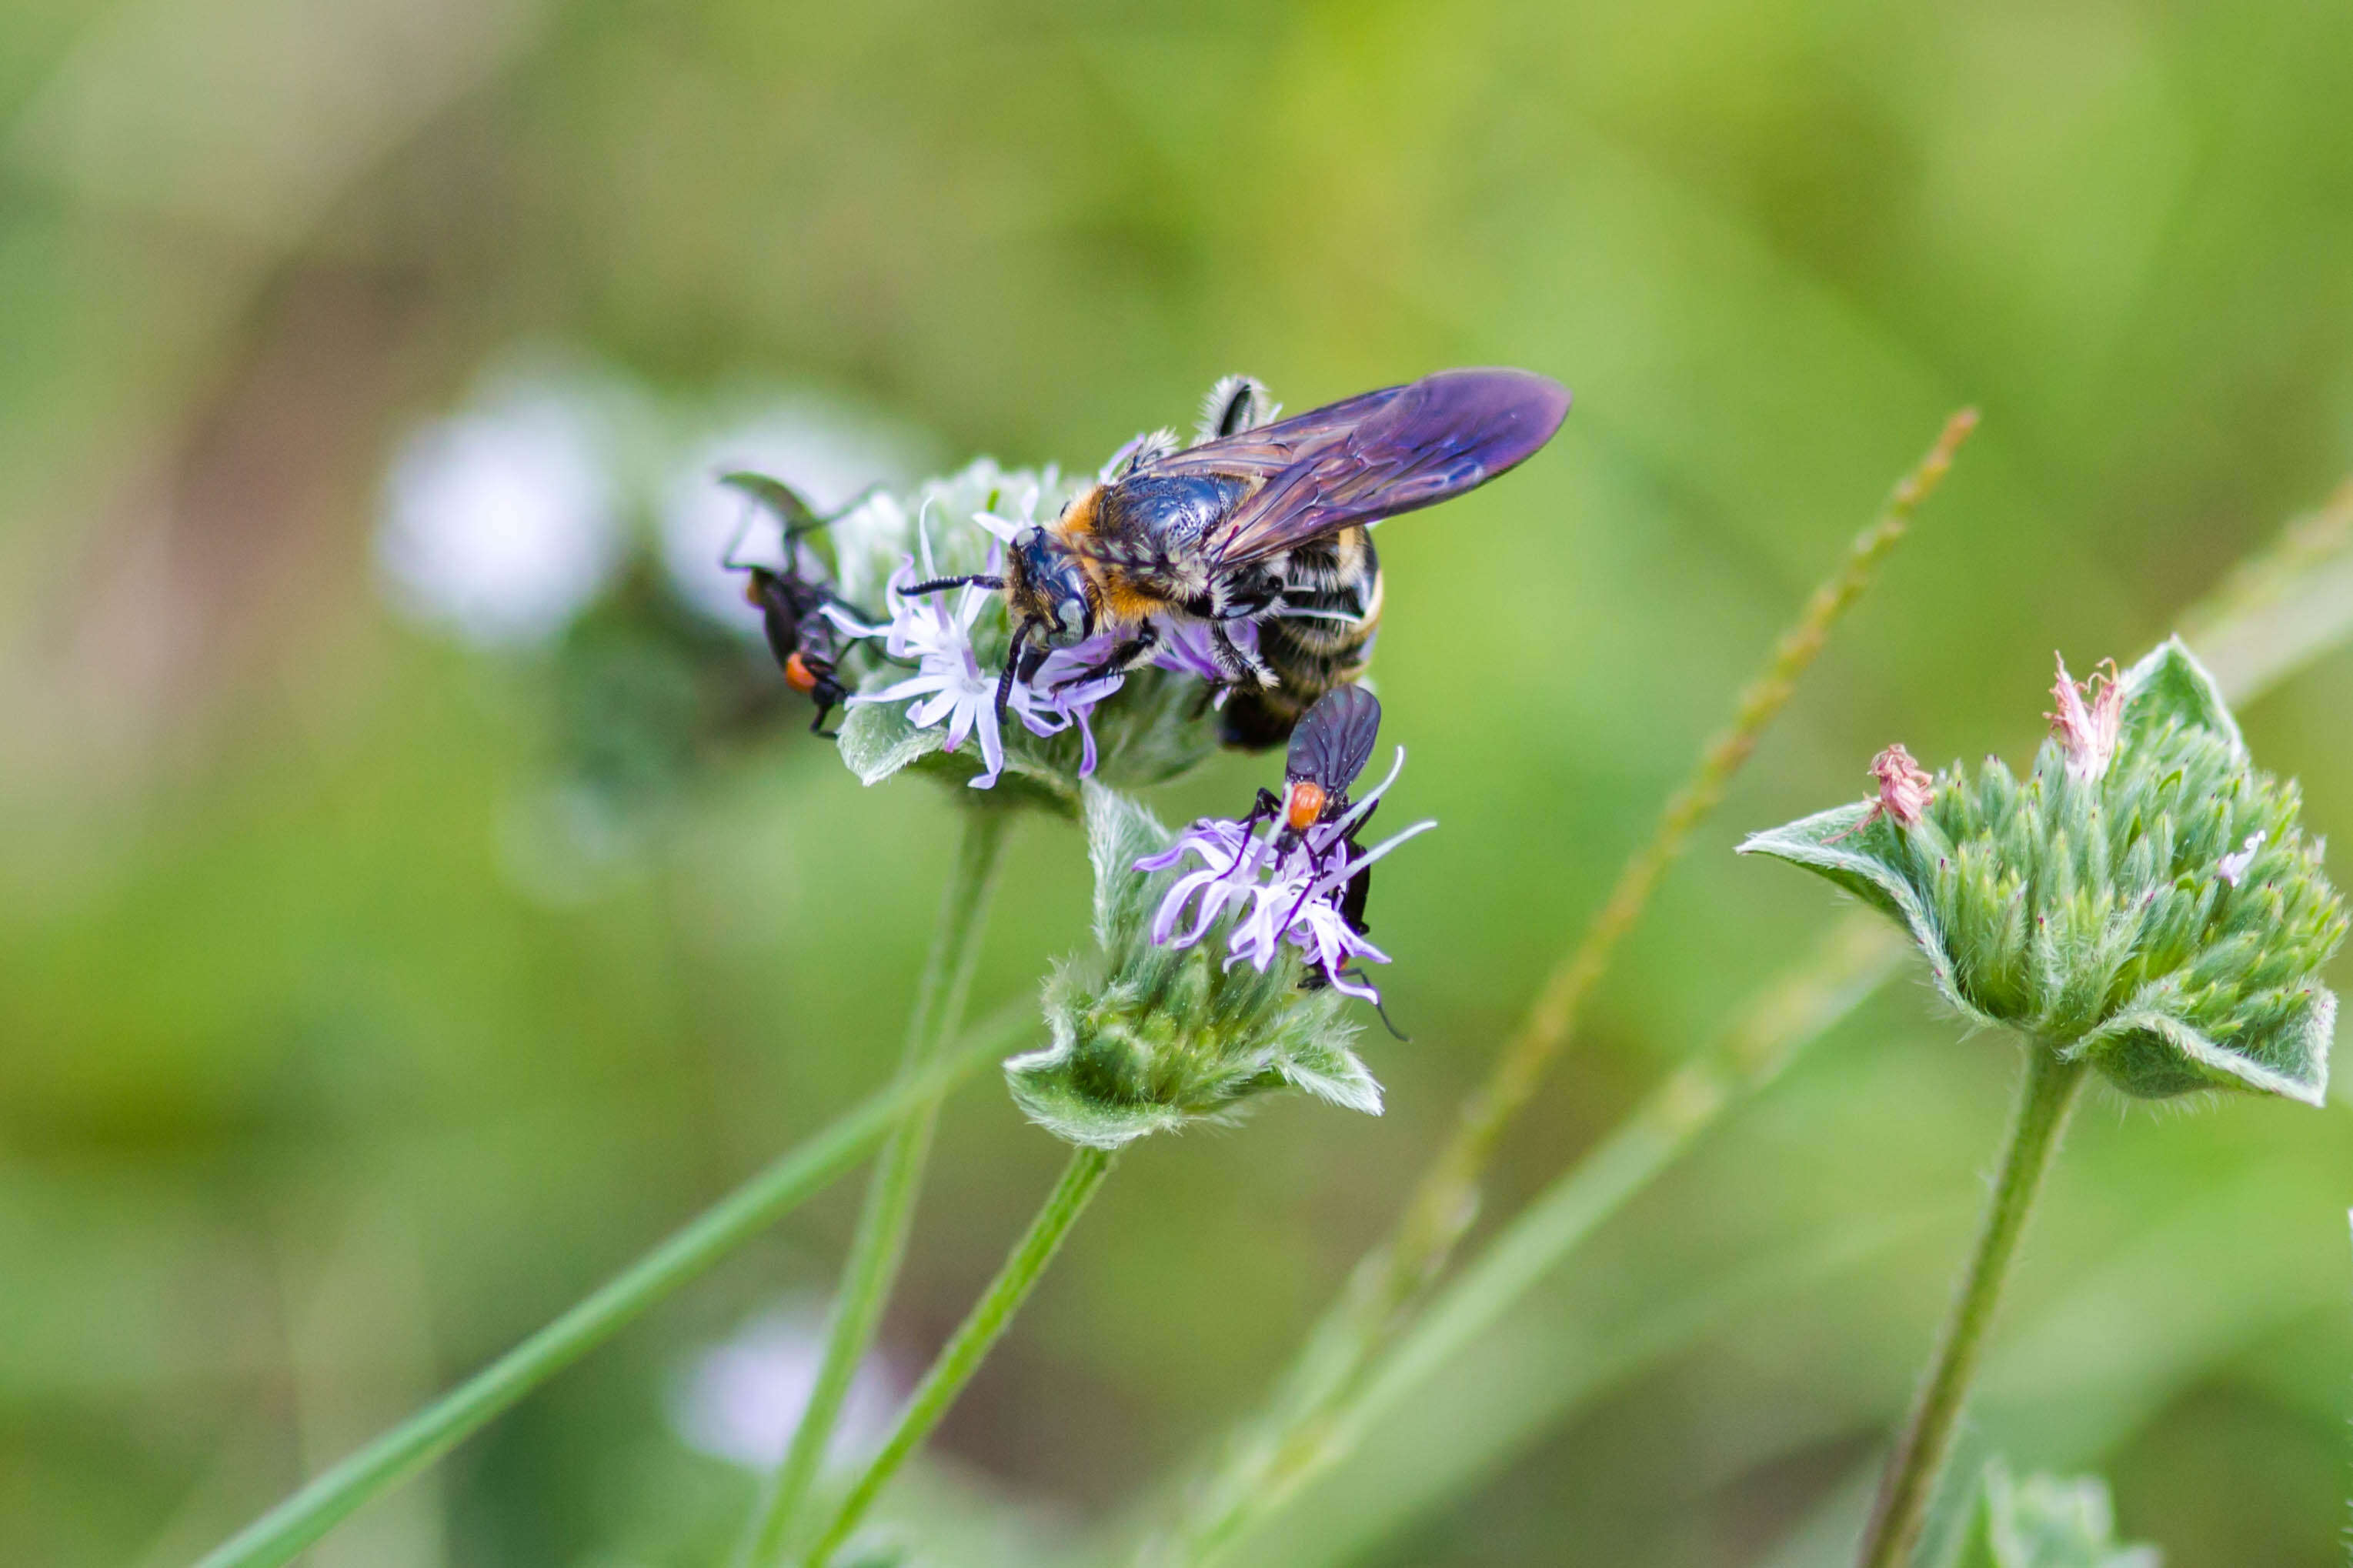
(720, 472), (877, 736)
(907, 367), (1570, 748)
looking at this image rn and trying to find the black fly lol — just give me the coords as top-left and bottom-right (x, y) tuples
(720, 472), (879, 737)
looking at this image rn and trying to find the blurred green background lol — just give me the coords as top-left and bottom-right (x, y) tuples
(5, 2), (2353, 1564)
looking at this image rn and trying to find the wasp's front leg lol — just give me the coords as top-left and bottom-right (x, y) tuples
(1050, 621), (1160, 692)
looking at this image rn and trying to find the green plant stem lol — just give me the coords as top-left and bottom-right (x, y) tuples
(737, 807), (1013, 1567)
(804, 1146), (1116, 1566)
(1854, 1046), (2088, 1568)
(192, 998), (1036, 1568)
(1147, 409), (1977, 1565)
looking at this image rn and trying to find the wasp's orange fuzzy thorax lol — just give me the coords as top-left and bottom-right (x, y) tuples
(1285, 780), (1327, 832)
(1055, 485), (1101, 542)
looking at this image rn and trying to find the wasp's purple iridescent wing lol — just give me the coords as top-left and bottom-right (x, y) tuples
(1286, 685), (1382, 792)
(1143, 369), (1570, 568)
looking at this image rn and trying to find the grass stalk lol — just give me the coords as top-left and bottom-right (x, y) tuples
(193, 996), (1038, 1568)
(737, 807), (1014, 1566)
(803, 1146), (1116, 1566)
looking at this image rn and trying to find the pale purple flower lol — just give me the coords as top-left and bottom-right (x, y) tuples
(848, 517), (1136, 787)
(1136, 747), (1435, 1003)
(972, 471), (1059, 545)
(848, 524), (1009, 787)
(1008, 635), (1126, 779)
(1150, 615), (1256, 696)
(1136, 816), (1270, 947)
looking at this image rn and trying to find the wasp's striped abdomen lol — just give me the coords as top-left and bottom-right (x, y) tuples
(1219, 526), (1381, 750)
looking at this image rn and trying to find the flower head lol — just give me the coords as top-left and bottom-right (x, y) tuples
(2047, 653), (2124, 782)
(1742, 639), (2345, 1104)
(1136, 742), (1433, 1006)
(814, 460), (1234, 800)
(1006, 785), (1406, 1149)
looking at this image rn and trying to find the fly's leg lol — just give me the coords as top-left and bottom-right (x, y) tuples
(1219, 789), (1283, 876)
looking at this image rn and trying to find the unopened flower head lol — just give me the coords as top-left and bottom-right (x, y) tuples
(1742, 639), (2345, 1103)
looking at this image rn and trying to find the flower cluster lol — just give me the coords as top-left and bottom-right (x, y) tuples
(840, 518), (1128, 789)
(1742, 639), (2345, 1103)
(753, 459), (1234, 804)
(1135, 748), (1435, 1006)
(1006, 786), (1404, 1149)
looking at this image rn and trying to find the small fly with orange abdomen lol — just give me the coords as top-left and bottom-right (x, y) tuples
(1229, 685), (1387, 978)
(721, 472), (880, 736)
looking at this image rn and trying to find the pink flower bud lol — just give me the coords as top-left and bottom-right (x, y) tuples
(1867, 743), (1934, 829)
(2047, 653), (2123, 782)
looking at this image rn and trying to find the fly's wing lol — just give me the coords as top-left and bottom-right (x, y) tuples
(1143, 369), (1569, 568)
(719, 472), (823, 532)
(1286, 685), (1382, 792)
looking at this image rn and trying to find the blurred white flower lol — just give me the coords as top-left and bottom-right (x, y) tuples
(375, 381), (626, 648)
(660, 396), (933, 630)
(668, 1299), (900, 1472)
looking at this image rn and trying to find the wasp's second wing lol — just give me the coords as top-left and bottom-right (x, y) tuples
(1156, 369), (1567, 568)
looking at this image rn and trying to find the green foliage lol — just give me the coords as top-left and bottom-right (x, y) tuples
(1742, 639), (2345, 1102)
(1951, 1460), (2160, 1568)
(1005, 785), (1380, 1148)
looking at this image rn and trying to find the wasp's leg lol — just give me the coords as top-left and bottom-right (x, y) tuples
(1209, 621), (1277, 688)
(1050, 622), (1160, 691)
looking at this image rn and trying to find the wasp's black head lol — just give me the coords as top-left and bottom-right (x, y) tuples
(1003, 526), (1095, 652)
(1285, 685), (1382, 796)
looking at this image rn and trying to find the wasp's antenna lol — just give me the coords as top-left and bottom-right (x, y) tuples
(900, 573), (1006, 596)
(1197, 375), (1280, 444)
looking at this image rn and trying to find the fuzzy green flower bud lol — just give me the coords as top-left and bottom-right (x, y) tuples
(1952, 1460), (2158, 1568)
(1005, 784), (1383, 1148)
(1741, 638), (2345, 1103)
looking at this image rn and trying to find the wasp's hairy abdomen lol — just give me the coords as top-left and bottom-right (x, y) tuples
(1220, 527), (1381, 749)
